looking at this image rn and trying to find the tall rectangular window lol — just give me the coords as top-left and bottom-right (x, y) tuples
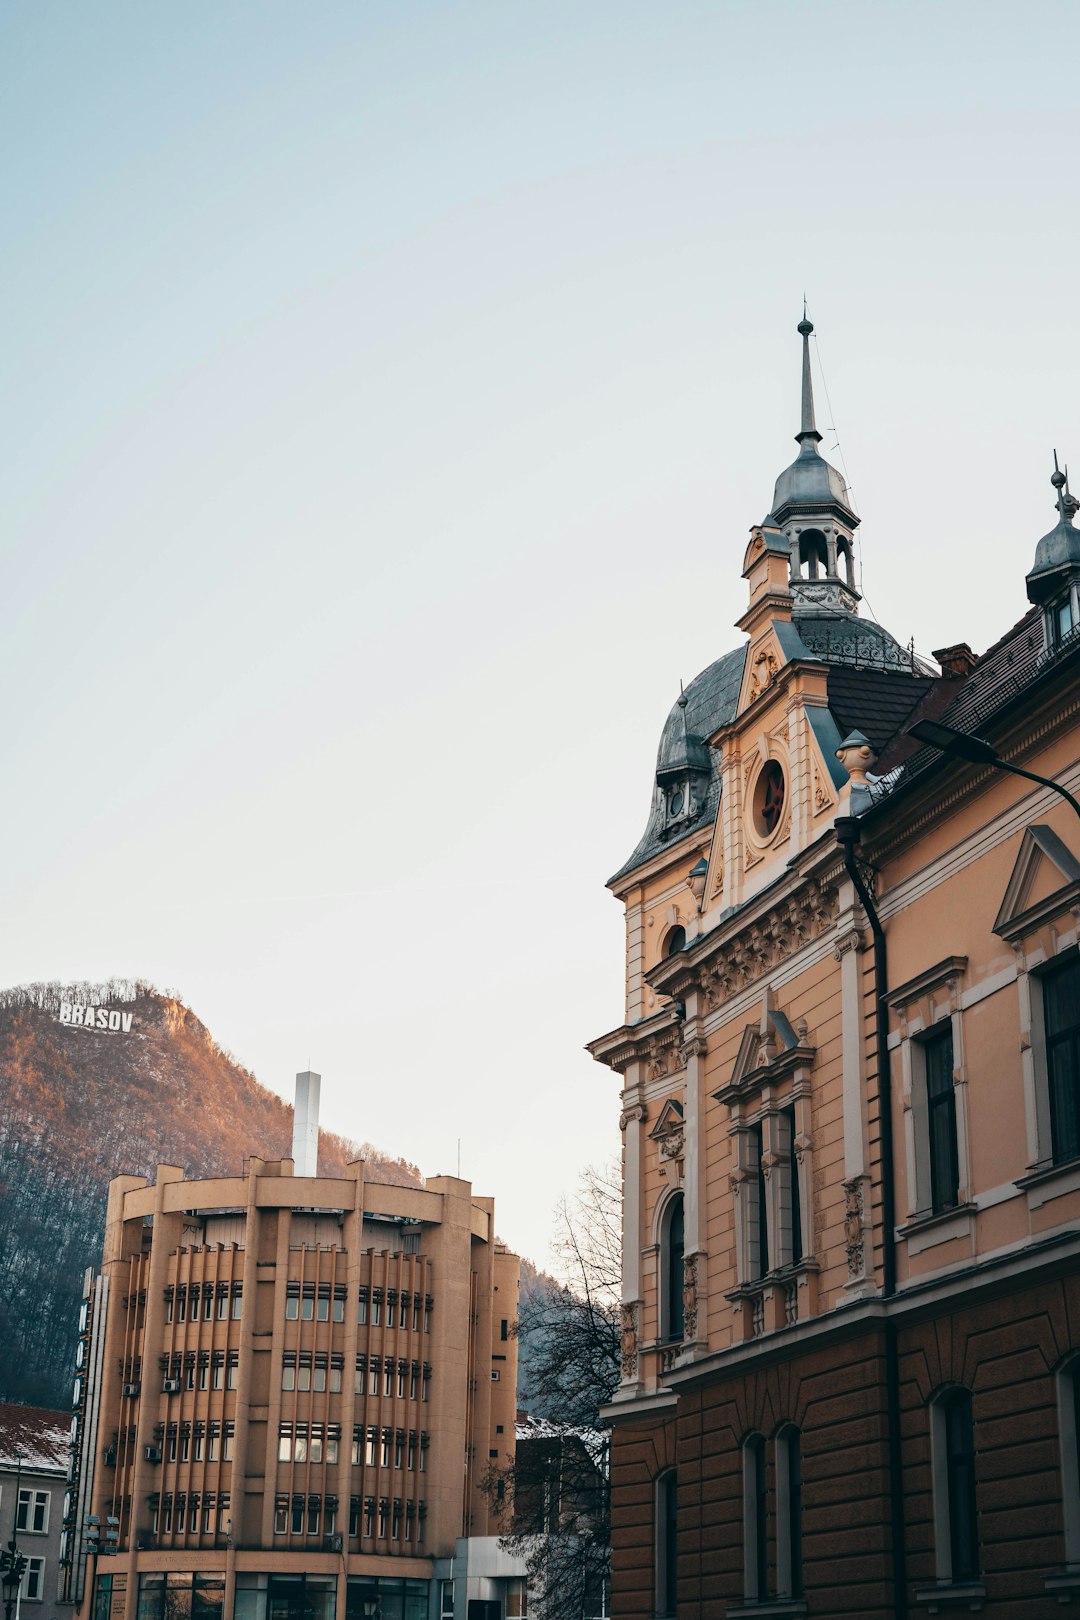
(932, 1388), (980, 1585)
(1045, 955), (1080, 1164)
(656, 1471), (677, 1618)
(751, 1123), (769, 1279)
(743, 1435), (768, 1601)
(924, 1023), (960, 1211)
(946, 1393), (979, 1581)
(24, 1556), (45, 1601)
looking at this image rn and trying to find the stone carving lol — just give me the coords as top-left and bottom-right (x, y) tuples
(843, 1177), (865, 1277)
(711, 857), (725, 898)
(748, 648), (780, 703)
(618, 1102), (647, 1132)
(833, 927), (864, 961)
(682, 1256), (699, 1341)
(620, 1301), (639, 1380)
(659, 1129), (685, 1161)
(698, 881), (840, 1008)
(813, 766), (831, 811)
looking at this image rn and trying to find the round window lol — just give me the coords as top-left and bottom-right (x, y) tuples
(753, 761), (786, 838)
(669, 789), (684, 818)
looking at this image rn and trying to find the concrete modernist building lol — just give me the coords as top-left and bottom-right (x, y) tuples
(67, 1083), (521, 1620)
(589, 320), (1080, 1616)
(0, 1403), (73, 1620)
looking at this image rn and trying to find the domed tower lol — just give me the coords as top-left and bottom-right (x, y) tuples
(771, 311), (860, 613)
(1026, 452), (1080, 649)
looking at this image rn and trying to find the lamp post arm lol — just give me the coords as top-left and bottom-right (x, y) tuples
(992, 759), (1080, 826)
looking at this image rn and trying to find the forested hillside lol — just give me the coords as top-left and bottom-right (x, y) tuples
(0, 980), (422, 1406)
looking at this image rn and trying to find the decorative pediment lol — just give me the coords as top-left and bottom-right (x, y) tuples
(713, 1003), (815, 1105)
(739, 633), (785, 712)
(992, 824), (1080, 942)
(648, 1097), (685, 1160)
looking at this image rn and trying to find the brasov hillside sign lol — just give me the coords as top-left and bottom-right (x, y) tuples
(59, 1001), (134, 1033)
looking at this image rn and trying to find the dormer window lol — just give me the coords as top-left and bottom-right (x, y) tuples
(1052, 591), (1078, 647)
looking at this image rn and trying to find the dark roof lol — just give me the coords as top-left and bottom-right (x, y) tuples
(609, 646), (745, 884)
(866, 607), (1079, 808)
(827, 666), (937, 755)
(0, 1403), (70, 1471)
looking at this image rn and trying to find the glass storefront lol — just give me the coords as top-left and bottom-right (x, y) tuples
(233, 1574), (337, 1620)
(137, 1572), (225, 1620)
(346, 1576), (428, 1620)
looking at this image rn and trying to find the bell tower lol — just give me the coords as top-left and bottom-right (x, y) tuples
(770, 311), (861, 615)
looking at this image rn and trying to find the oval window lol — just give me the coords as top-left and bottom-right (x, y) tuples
(754, 761), (786, 838)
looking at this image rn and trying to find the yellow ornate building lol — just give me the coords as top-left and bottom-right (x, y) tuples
(590, 319), (1080, 1617)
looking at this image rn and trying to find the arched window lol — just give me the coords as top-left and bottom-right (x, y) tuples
(661, 1193), (685, 1343)
(798, 529), (828, 579)
(776, 1426), (803, 1600)
(743, 1433), (768, 1601)
(1057, 1358), (1080, 1564)
(930, 1387), (979, 1584)
(837, 536), (855, 587)
(663, 925), (686, 958)
(655, 1469), (677, 1617)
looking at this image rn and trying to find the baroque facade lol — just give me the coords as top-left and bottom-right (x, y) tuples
(65, 1114), (523, 1620)
(589, 319), (1080, 1617)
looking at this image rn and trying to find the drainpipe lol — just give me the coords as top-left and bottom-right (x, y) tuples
(834, 815), (907, 1620)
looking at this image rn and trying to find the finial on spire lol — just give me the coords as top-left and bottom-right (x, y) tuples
(1050, 451), (1078, 524)
(795, 303), (820, 445)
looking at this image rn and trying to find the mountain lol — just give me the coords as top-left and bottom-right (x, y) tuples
(0, 979), (422, 1407)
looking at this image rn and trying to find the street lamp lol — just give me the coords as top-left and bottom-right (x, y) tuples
(2, 1448), (28, 1620)
(906, 719), (1080, 827)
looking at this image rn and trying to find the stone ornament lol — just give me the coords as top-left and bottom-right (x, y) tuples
(843, 1177), (865, 1277)
(682, 1256), (699, 1341)
(620, 1300), (640, 1380)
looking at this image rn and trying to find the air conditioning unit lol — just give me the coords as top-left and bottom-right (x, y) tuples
(143, 1444), (161, 1464)
(124, 1382), (141, 1398)
(324, 1533), (343, 1553)
(162, 1377), (181, 1395)
(103, 1447), (117, 1468)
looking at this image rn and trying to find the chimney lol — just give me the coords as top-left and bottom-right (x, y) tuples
(292, 1070), (321, 1178)
(932, 642), (977, 679)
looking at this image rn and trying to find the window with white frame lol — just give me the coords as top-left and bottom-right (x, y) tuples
(22, 1556), (46, 1602)
(17, 1489), (50, 1533)
(930, 1387), (980, 1586)
(655, 1469), (677, 1618)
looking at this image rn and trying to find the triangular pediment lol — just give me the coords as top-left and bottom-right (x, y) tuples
(730, 1023), (762, 1087)
(993, 824), (1080, 941)
(648, 1098), (685, 1141)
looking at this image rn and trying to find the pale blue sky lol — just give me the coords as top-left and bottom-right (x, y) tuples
(2, 1), (1077, 1266)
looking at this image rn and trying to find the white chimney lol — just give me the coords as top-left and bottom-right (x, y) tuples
(292, 1070), (321, 1177)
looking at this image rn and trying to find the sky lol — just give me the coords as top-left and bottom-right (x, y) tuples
(2, 0), (1078, 1272)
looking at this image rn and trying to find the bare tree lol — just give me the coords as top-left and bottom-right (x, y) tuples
(486, 1161), (621, 1620)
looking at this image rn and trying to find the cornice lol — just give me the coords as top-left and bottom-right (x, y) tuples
(587, 1008), (682, 1076)
(657, 1227), (1080, 1392)
(647, 846), (844, 1011)
(607, 827), (713, 900)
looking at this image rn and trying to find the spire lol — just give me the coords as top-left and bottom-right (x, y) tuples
(796, 301), (821, 447)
